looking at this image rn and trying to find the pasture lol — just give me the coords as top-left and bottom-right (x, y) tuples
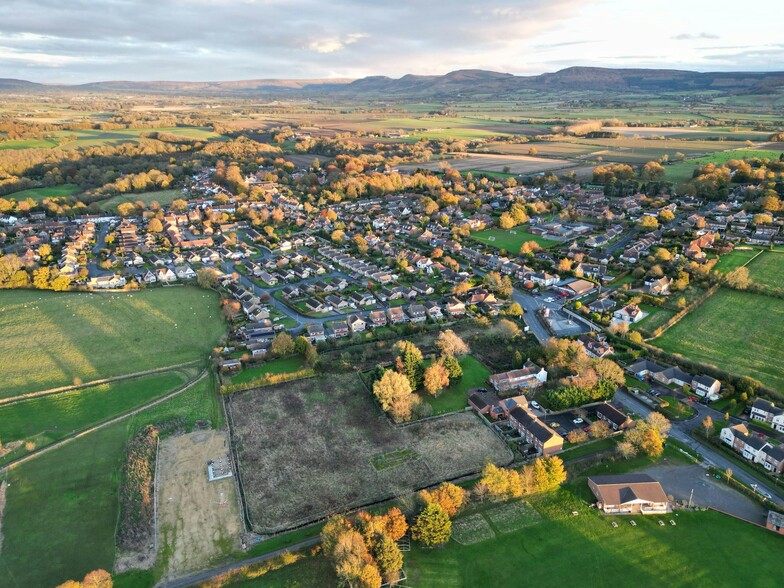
(747, 251), (784, 289)
(713, 247), (760, 274)
(653, 289), (784, 393)
(229, 373), (512, 533)
(98, 188), (183, 211)
(5, 183), (81, 202)
(471, 226), (560, 251)
(401, 152), (572, 175)
(0, 287), (224, 397)
(0, 126), (223, 151)
(663, 148), (783, 185)
(0, 374), (222, 588)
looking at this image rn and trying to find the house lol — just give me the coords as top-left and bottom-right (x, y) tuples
(330, 321), (349, 338)
(750, 398), (784, 431)
(406, 304), (427, 323)
(368, 310), (387, 328)
(588, 474), (670, 515)
(720, 423), (770, 462)
(589, 297), (616, 314)
(88, 274), (126, 289)
(560, 279), (596, 299)
(643, 276), (671, 296)
(766, 511), (784, 535)
(156, 267), (177, 283)
(218, 359), (242, 372)
(760, 445), (784, 475)
(508, 406), (563, 456)
(387, 307), (406, 324)
(412, 282), (435, 296)
(613, 303), (646, 324)
(443, 297), (466, 317)
(626, 359), (691, 388)
(595, 403), (632, 430)
(137, 269), (157, 284)
(347, 314), (366, 332)
(489, 362), (548, 392)
(691, 374), (721, 401)
(305, 323), (326, 343)
(424, 300), (443, 320)
(576, 334), (613, 359)
(174, 265), (196, 280)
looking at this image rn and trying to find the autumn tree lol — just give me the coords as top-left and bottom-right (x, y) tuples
(423, 361), (450, 396)
(639, 216), (659, 231)
(702, 415), (714, 438)
(440, 354), (463, 380)
(505, 302), (523, 317)
(724, 266), (751, 290)
(270, 332), (295, 357)
(435, 329), (469, 357)
(520, 240), (542, 256)
(477, 462), (522, 499)
(373, 370), (418, 422)
(493, 318), (521, 340)
(646, 411), (671, 438)
(394, 340), (424, 390)
(588, 420), (611, 439)
(412, 503), (452, 546)
(419, 482), (469, 517)
(616, 440), (637, 459)
(56, 569), (113, 588)
(196, 267), (218, 290)
(147, 218), (163, 233)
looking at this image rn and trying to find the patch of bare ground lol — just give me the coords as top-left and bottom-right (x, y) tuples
(0, 480), (6, 552)
(157, 430), (242, 579)
(229, 373), (512, 533)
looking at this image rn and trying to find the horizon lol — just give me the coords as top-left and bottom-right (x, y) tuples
(0, 0), (780, 83)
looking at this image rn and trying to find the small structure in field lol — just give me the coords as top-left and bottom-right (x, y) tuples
(207, 455), (233, 482)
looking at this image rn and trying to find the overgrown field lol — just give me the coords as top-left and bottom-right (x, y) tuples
(747, 251), (784, 289)
(0, 287), (224, 397)
(471, 226), (559, 250)
(653, 289), (784, 393)
(230, 373), (512, 532)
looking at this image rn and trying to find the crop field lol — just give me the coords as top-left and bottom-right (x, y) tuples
(98, 188), (183, 211)
(0, 374), (223, 588)
(713, 248), (760, 274)
(5, 183), (81, 201)
(471, 226), (559, 251)
(401, 152), (572, 174)
(746, 251), (784, 289)
(653, 289), (784, 393)
(0, 287), (224, 397)
(229, 373), (512, 533)
(481, 141), (600, 157)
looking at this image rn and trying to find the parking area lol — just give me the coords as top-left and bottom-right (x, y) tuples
(545, 409), (592, 436)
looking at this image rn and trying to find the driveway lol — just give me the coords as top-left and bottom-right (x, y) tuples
(638, 463), (767, 525)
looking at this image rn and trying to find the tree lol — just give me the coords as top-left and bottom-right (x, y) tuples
(384, 507), (409, 541)
(117, 202), (136, 217)
(616, 440), (637, 459)
(724, 266), (751, 290)
(57, 569), (113, 588)
(303, 343), (319, 368)
(147, 218), (163, 233)
(658, 209), (675, 223)
(420, 482), (469, 517)
(639, 426), (664, 457)
(294, 335), (310, 355)
(373, 370), (417, 422)
(440, 354), (462, 379)
(270, 332), (295, 357)
(702, 415), (714, 438)
(646, 411), (671, 438)
(493, 319), (521, 340)
(435, 329), (469, 357)
(588, 420), (611, 439)
(370, 533), (404, 579)
(543, 455), (567, 488)
(628, 331), (643, 344)
(394, 340), (424, 390)
(724, 411), (730, 422)
(641, 161), (665, 181)
(505, 302), (523, 317)
(483, 271), (513, 297)
(477, 462), (522, 499)
(593, 358), (625, 386)
(566, 429), (588, 443)
(639, 216), (659, 231)
(520, 240), (541, 256)
(331, 229), (345, 242)
(725, 468), (733, 482)
(196, 267), (218, 290)
(412, 503), (452, 546)
(423, 361), (450, 396)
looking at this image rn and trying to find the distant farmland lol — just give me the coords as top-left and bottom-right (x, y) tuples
(400, 153), (574, 175)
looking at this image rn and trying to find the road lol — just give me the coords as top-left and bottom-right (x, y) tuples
(614, 388), (784, 508)
(87, 221), (112, 277)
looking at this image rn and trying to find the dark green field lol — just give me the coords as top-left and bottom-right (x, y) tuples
(5, 184), (81, 201)
(471, 226), (559, 251)
(714, 248), (760, 274)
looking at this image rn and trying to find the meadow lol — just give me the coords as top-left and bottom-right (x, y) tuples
(746, 251), (784, 289)
(653, 289), (784, 393)
(663, 148), (783, 185)
(98, 188), (183, 211)
(713, 247), (760, 274)
(0, 287), (224, 397)
(0, 374), (223, 588)
(5, 183), (81, 202)
(471, 226), (560, 251)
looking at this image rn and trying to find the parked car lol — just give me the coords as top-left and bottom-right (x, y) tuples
(573, 417), (584, 425)
(530, 400), (541, 410)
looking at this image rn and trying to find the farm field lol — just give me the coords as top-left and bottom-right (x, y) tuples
(98, 188), (183, 211)
(653, 289), (784, 393)
(0, 367), (196, 465)
(0, 374), (222, 588)
(0, 287), (224, 397)
(400, 152), (572, 174)
(229, 373), (512, 533)
(746, 251), (784, 289)
(0, 137), (60, 149)
(635, 304), (676, 333)
(471, 226), (560, 251)
(481, 141), (599, 157)
(663, 148), (783, 185)
(713, 247), (760, 274)
(0, 126), (224, 151)
(5, 183), (81, 201)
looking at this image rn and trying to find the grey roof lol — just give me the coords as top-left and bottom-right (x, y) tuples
(596, 403), (630, 427)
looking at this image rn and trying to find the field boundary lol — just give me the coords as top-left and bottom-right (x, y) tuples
(0, 359), (204, 406)
(0, 369), (209, 474)
(645, 284), (719, 340)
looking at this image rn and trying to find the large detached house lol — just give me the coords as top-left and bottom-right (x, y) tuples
(750, 399), (784, 433)
(489, 362), (548, 392)
(588, 474), (670, 515)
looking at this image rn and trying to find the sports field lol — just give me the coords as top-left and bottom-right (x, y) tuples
(471, 226), (559, 250)
(747, 251), (784, 289)
(653, 289), (784, 392)
(0, 287), (224, 397)
(5, 184), (81, 201)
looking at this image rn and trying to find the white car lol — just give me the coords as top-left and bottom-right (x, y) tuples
(573, 417), (584, 425)
(530, 401), (541, 410)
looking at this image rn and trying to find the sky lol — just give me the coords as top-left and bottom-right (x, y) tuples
(0, 0), (781, 83)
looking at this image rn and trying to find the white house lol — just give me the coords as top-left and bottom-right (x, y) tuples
(612, 303), (646, 324)
(691, 374), (721, 401)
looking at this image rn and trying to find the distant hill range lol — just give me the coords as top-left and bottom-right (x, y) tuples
(2, 67), (783, 96)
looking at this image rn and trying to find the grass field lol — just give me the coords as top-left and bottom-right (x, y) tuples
(663, 148), (784, 185)
(659, 395), (696, 420)
(471, 226), (559, 251)
(746, 251), (784, 289)
(230, 356), (305, 384)
(0, 137), (60, 150)
(0, 368), (197, 465)
(230, 373), (512, 533)
(5, 183), (81, 202)
(714, 248), (760, 274)
(636, 304), (676, 333)
(0, 126), (224, 151)
(0, 287), (224, 397)
(0, 374), (223, 587)
(419, 355), (491, 415)
(98, 189), (183, 211)
(400, 153), (571, 175)
(653, 289), (784, 393)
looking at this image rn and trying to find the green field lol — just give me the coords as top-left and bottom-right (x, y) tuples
(0, 368), (195, 464)
(636, 304), (676, 333)
(654, 289), (784, 393)
(747, 251), (784, 289)
(0, 137), (60, 150)
(419, 355), (492, 415)
(714, 248), (760, 274)
(0, 126), (224, 151)
(230, 356), (305, 384)
(0, 287), (224, 397)
(98, 188), (183, 211)
(658, 395), (696, 420)
(664, 148), (784, 185)
(5, 183), (81, 202)
(0, 374), (222, 588)
(471, 226), (559, 251)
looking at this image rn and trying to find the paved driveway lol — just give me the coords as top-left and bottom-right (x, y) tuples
(638, 463), (767, 524)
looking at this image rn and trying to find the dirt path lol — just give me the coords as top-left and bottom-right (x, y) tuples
(157, 430), (242, 579)
(0, 480), (6, 553)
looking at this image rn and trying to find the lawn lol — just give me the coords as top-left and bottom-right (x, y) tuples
(418, 355), (491, 415)
(0, 368), (195, 465)
(230, 356), (305, 384)
(653, 289), (784, 393)
(5, 183), (81, 202)
(471, 226), (559, 252)
(636, 304), (676, 333)
(713, 247), (760, 274)
(98, 188), (183, 211)
(746, 251), (784, 289)
(0, 287), (225, 397)
(658, 395), (696, 421)
(0, 374), (222, 588)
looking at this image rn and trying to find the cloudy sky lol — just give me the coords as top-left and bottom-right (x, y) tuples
(0, 0), (780, 83)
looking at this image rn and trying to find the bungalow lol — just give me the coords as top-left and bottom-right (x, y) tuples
(576, 334), (614, 359)
(588, 297), (616, 314)
(613, 303), (646, 324)
(406, 304), (427, 323)
(489, 362), (548, 392)
(588, 474), (669, 515)
(508, 406), (563, 456)
(368, 310), (387, 328)
(560, 279), (596, 299)
(347, 314), (366, 332)
(691, 374), (721, 401)
(626, 359), (691, 388)
(280, 285), (301, 299)
(325, 294), (349, 310)
(258, 270), (278, 285)
(218, 359), (242, 373)
(643, 276), (671, 296)
(595, 403), (632, 430)
(387, 307), (406, 324)
(412, 282), (435, 296)
(348, 291), (375, 307)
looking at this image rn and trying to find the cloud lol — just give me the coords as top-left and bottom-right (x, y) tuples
(672, 32), (719, 40)
(308, 33), (366, 54)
